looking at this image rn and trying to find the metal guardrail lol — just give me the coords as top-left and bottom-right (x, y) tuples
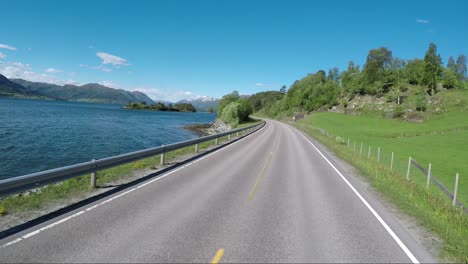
(0, 121), (266, 197)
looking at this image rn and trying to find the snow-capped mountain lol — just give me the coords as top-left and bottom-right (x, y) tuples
(177, 96), (219, 111)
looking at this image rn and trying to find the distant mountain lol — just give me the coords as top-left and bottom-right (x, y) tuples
(177, 96), (219, 111)
(11, 79), (154, 105)
(0, 74), (45, 98)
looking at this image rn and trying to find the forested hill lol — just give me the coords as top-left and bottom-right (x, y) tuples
(0, 74), (44, 98)
(9, 78), (154, 105)
(245, 42), (467, 119)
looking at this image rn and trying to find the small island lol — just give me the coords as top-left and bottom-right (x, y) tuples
(124, 101), (197, 112)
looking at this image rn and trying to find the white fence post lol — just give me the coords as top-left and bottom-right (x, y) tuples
(160, 145), (165, 165)
(390, 152), (394, 170)
(377, 147), (380, 162)
(406, 157), (412, 180)
(368, 146), (371, 159)
(90, 159), (96, 189)
(426, 163), (432, 189)
(453, 173), (459, 206)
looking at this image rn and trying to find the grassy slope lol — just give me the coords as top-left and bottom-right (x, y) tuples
(291, 90), (468, 261)
(298, 92), (468, 206)
(293, 121), (467, 261)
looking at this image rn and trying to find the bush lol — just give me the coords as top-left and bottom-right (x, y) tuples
(220, 102), (241, 127)
(392, 105), (405, 118)
(415, 94), (427, 112)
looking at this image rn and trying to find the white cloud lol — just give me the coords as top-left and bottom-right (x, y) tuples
(255, 82), (270, 87)
(80, 63), (112, 72)
(45, 68), (62, 74)
(96, 52), (129, 66)
(129, 87), (198, 102)
(416, 19), (429, 24)
(0, 52), (5, 59)
(0, 61), (72, 85)
(98, 80), (115, 87)
(0, 44), (16, 51)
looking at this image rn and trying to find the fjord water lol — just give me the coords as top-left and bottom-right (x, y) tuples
(0, 98), (216, 180)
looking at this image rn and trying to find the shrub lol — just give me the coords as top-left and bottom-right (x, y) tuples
(392, 105), (405, 118)
(415, 94), (427, 112)
(220, 102), (241, 127)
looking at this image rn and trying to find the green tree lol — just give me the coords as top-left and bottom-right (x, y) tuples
(363, 47), (393, 83)
(217, 91), (240, 117)
(405, 59), (425, 85)
(423, 43), (443, 95)
(220, 102), (241, 127)
(280, 85), (287, 94)
(456, 54), (467, 80)
(442, 68), (461, 89)
(327, 67), (340, 83)
(341, 61), (364, 95)
(447, 56), (457, 72)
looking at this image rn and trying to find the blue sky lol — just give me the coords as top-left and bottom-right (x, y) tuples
(1, 0), (467, 101)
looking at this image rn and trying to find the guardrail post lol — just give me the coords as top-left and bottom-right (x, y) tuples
(195, 143), (199, 153)
(368, 146), (371, 159)
(236, 132), (239, 137)
(390, 152), (394, 170)
(160, 145), (165, 165)
(228, 134), (231, 140)
(406, 157), (412, 180)
(90, 159), (96, 189)
(360, 143), (363, 156)
(215, 138), (218, 145)
(377, 147), (380, 162)
(452, 173), (459, 206)
(426, 163), (432, 188)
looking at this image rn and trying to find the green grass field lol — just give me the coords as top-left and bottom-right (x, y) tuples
(297, 91), (468, 206)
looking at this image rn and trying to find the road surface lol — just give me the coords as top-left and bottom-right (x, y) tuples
(0, 120), (436, 263)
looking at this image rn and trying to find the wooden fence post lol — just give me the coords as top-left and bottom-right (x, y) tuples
(426, 163), (432, 189)
(390, 152), (394, 170)
(453, 173), (459, 206)
(406, 157), (412, 180)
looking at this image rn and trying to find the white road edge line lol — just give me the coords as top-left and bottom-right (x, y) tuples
(0, 124), (266, 249)
(288, 123), (420, 264)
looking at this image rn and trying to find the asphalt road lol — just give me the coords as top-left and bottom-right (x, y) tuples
(0, 120), (437, 263)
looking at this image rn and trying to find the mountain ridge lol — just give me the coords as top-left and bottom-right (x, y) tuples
(9, 77), (155, 105)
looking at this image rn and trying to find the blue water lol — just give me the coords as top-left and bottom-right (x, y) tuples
(0, 98), (216, 180)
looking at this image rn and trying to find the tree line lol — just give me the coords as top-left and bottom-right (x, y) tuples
(125, 101), (197, 112)
(243, 42), (467, 117)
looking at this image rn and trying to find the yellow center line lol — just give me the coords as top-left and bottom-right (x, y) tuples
(246, 151), (273, 204)
(211, 248), (225, 264)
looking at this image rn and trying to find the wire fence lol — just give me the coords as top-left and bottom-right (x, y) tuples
(312, 126), (467, 213)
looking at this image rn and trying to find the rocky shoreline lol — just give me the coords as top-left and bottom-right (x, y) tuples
(184, 119), (231, 137)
